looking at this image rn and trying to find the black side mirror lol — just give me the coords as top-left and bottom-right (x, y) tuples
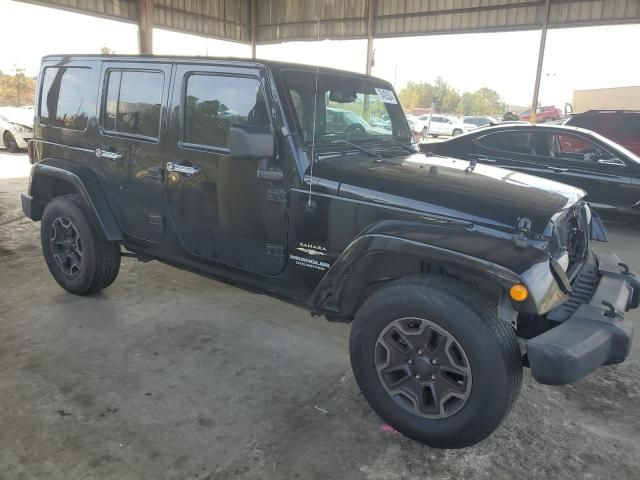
(229, 125), (283, 182)
(229, 125), (275, 161)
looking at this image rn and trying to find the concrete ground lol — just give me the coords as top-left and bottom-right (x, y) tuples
(0, 151), (639, 480)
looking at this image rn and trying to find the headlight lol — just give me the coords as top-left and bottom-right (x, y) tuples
(10, 122), (32, 133)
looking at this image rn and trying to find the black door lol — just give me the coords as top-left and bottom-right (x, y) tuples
(166, 64), (288, 275)
(95, 61), (172, 242)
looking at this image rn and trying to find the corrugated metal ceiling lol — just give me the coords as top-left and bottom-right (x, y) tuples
(14, 0), (640, 43)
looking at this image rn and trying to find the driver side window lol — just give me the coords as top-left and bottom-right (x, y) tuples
(542, 132), (622, 165)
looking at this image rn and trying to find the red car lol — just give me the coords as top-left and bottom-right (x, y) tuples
(564, 110), (640, 156)
(518, 105), (562, 122)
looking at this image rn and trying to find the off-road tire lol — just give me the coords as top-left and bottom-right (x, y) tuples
(3, 131), (19, 153)
(41, 194), (121, 295)
(349, 275), (522, 448)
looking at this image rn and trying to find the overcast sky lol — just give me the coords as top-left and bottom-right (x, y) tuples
(1, 0), (639, 109)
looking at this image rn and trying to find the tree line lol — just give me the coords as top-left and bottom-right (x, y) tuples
(398, 77), (507, 116)
(0, 68), (36, 107)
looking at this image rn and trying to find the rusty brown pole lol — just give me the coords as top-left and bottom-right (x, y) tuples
(137, 0), (154, 54)
(530, 0), (551, 123)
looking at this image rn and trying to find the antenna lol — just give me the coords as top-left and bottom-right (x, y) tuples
(306, 1), (321, 211)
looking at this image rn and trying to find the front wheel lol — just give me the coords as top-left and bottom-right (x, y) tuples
(349, 275), (522, 448)
(3, 131), (19, 153)
(41, 194), (121, 295)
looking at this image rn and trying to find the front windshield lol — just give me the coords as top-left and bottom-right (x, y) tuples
(282, 69), (412, 147)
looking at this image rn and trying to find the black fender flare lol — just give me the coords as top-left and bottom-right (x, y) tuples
(310, 234), (524, 319)
(26, 159), (123, 241)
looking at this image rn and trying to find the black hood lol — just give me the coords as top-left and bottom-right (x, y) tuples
(313, 153), (585, 233)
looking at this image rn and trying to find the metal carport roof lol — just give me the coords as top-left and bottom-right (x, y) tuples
(13, 0), (640, 120)
(15, 0), (640, 46)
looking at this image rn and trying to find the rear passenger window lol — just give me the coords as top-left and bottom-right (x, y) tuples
(103, 70), (163, 139)
(477, 131), (534, 155)
(40, 67), (93, 131)
(183, 75), (269, 149)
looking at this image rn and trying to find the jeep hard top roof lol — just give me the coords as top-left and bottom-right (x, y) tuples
(40, 54), (389, 84)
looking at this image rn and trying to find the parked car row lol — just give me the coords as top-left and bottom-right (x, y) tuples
(407, 114), (477, 137)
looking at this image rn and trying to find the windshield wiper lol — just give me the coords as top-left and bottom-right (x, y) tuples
(329, 139), (382, 159)
(378, 137), (416, 154)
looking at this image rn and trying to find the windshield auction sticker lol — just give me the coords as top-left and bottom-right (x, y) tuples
(375, 88), (397, 104)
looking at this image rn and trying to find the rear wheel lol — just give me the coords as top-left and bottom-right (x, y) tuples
(452, 128), (463, 136)
(349, 275), (522, 448)
(3, 131), (19, 153)
(41, 194), (121, 295)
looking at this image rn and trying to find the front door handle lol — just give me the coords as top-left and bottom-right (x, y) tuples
(167, 162), (200, 176)
(547, 166), (569, 172)
(96, 148), (122, 161)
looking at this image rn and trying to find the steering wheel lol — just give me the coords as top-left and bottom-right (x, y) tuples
(344, 123), (365, 138)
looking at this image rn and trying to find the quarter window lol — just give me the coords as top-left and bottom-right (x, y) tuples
(183, 75), (269, 149)
(40, 67), (93, 131)
(103, 70), (164, 139)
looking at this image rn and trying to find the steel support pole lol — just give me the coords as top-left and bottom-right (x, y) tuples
(251, 0), (257, 59)
(137, 0), (154, 54)
(530, 0), (551, 123)
(365, 0), (376, 75)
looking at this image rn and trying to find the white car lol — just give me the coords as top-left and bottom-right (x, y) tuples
(405, 115), (424, 135)
(417, 114), (477, 137)
(0, 106), (34, 152)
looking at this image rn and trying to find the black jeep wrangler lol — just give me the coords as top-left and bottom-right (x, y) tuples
(22, 55), (638, 448)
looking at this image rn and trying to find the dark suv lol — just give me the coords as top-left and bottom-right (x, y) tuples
(22, 55), (638, 449)
(565, 110), (640, 156)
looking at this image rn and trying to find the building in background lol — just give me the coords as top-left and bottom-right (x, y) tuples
(573, 86), (640, 113)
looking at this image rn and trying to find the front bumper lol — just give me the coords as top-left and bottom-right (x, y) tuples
(13, 131), (32, 149)
(21, 193), (35, 220)
(526, 251), (639, 385)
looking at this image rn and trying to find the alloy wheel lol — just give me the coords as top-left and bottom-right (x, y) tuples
(49, 216), (83, 276)
(375, 317), (472, 419)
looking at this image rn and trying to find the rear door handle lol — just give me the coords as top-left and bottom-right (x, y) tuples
(167, 161), (200, 176)
(96, 148), (122, 161)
